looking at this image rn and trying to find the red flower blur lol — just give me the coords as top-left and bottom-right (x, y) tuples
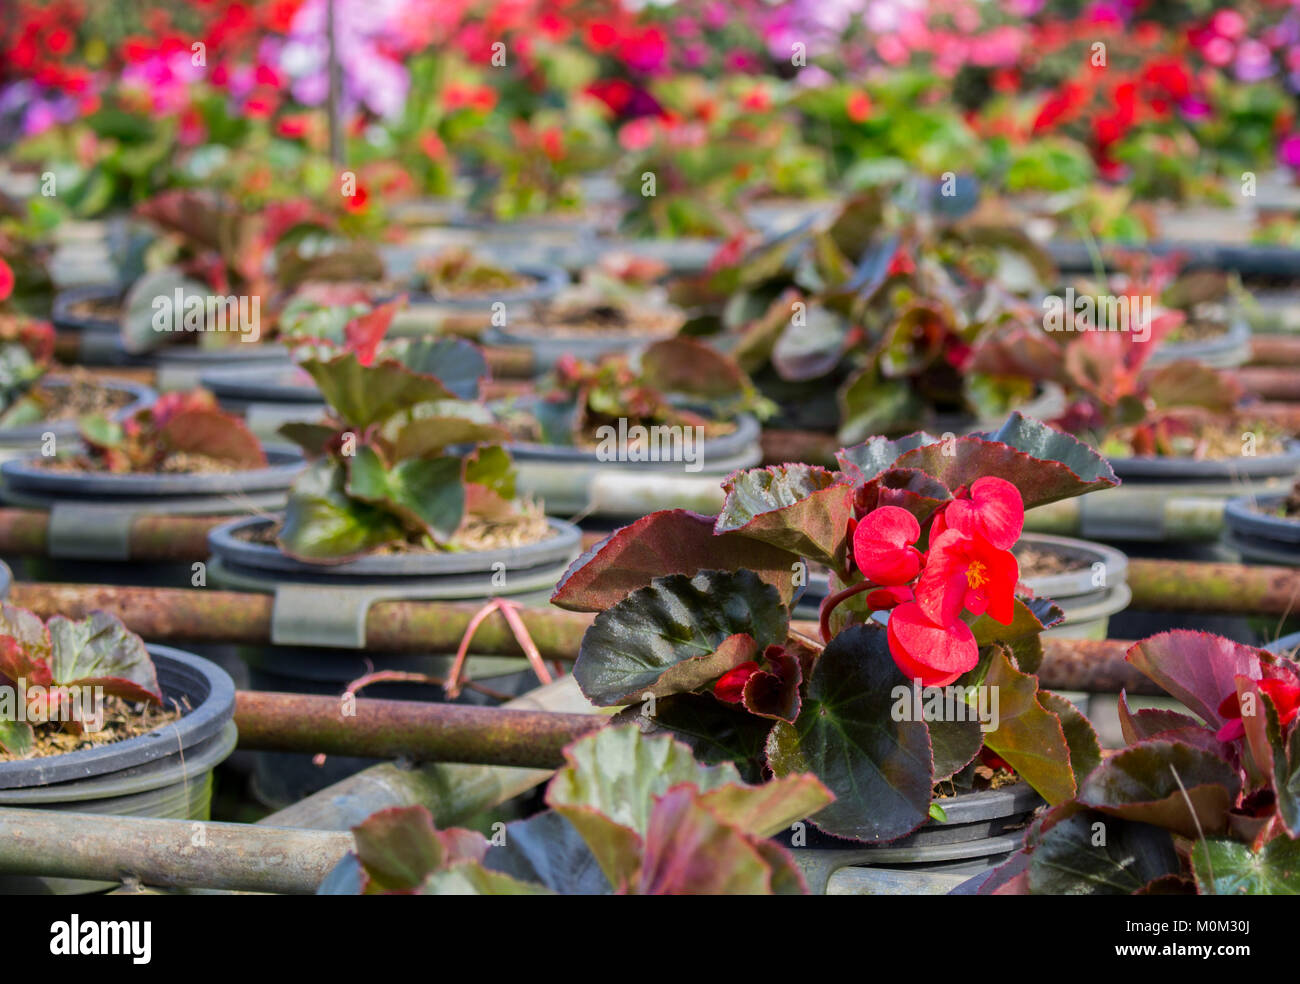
(852, 505), (922, 586)
(1216, 678), (1300, 743)
(0, 258), (14, 303)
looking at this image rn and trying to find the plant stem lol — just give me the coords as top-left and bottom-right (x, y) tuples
(818, 578), (876, 644)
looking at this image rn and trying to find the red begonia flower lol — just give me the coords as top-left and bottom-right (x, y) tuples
(979, 747), (1014, 774)
(0, 258), (14, 302)
(852, 506), (922, 586)
(915, 529), (1019, 627)
(1215, 678), (1300, 742)
(931, 477), (1024, 550)
(714, 661), (761, 703)
(866, 585), (914, 610)
(886, 602), (979, 687)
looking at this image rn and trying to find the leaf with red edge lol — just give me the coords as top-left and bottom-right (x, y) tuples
(574, 572), (787, 706)
(1126, 631), (1264, 728)
(714, 464), (854, 568)
(741, 645), (803, 723)
(835, 432), (940, 484)
(696, 773), (833, 838)
(1028, 809), (1180, 895)
(1117, 693), (1206, 745)
(896, 416), (1118, 510)
(1074, 740), (1239, 838)
(296, 349), (459, 430)
(638, 336), (750, 400)
(981, 647), (1076, 805)
(45, 612), (161, 703)
(550, 509), (801, 612)
(1146, 361), (1240, 413)
(0, 718), (34, 757)
(766, 623), (934, 843)
(635, 785), (785, 895)
(1040, 690), (1102, 785)
(0, 634), (51, 688)
(351, 805), (487, 894)
(159, 408), (268, 469)
(343, 297), (404, 364)
(851, 467), (952, 527)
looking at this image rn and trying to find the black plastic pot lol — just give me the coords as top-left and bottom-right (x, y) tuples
(780, 783), (1043, 895)
(587, 236), (723, 276)
(506, 412), (763, 516)
(0, 376), (154, 462)
(0, 644), (237, 893)
(51, 284), (146, 367)
(206, 514), (582, 806)
(1224, 492), (1300, 567)
(199, 364), (325, 440)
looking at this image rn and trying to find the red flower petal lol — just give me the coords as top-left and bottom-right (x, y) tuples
(886, 603), (978, 687)
(852, 505), (922, 586)
(866, 585), (914, 610)
(714, 661), (760, 703)
(940, 477), (1024, 550)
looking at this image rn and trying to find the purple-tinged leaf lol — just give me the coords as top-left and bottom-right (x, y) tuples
(1126, 631), (1264, 728)
(1117, 693), (1206, 745)
(1028, 809), (1180, 895)
(574, 572), (787, 706)
(1075, 740), (1239, 839)
(46, 612), (161, 704)
(551, 510), (800, 612)
(351, 806), (487, 894)
(715, 464), (854, 568)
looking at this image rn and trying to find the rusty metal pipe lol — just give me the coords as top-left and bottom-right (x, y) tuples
(0, 808), (351, 893)
(234, 690), (603, 765)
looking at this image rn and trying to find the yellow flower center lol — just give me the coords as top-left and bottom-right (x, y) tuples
(965, 561), (989, 590)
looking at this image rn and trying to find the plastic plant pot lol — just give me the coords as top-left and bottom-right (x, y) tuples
(778, 782), (1043, 895)
(1146, 314), (1252, 370)
(199, 364), (325, 441)
(0, 644), (237, 893)
(205, 514), (583, 806)
(505, 412), (764, 516)
(481, 313), (682, 372)
(0, 376), (155, 464)
(0, 447), (305, 586)
(1224, 491), (1300, 568)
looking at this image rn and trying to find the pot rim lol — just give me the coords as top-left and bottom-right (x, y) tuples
(0, 644), (236, 790)
(0, 376), (155, 444)
(0, 446), (305, 497)
(207, 512), (583, 578)
(1107, 440), (1300, 480)
(1224, 491), (1300, 543)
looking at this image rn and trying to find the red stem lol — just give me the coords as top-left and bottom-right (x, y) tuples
(818, 579), (877, 645)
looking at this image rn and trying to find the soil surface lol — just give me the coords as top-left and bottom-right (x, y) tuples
(1015, 544), (1083, 577)
(0, 695), (188, 762)
(37, 450), (242, 475)
(31, 371), (135, 422)
(513, 301), (682, 338)
(66, 295), (123, 322)
(237, 502), (555, 554)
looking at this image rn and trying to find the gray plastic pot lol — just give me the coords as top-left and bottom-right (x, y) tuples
(1224, 491), (1300, 567)
(1103, 442), (1300, 499)
(795, 532), (1130, 642)
(587, 236), (723, 276)
(1146, 313), (1252, 369)
(50, 284), (292, 387)
(379, 254), (569, 338)
(507, 413), (763, 516)
(0, 376), (154, 463)
(199, 364), (326, 441)
(0, 447), (304, 578)
(0, 644), (237, 893)
(206, 513), (582, 806)
(781, 783), (1043, 895)
(481, 319), (679, 372)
